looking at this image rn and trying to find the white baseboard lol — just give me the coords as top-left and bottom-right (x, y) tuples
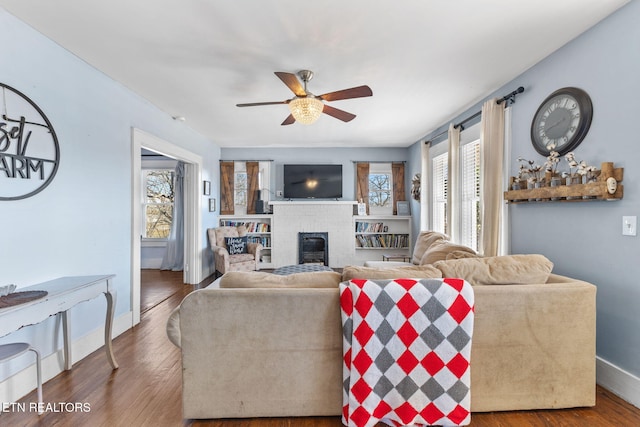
(596, 356), (640, 409)
(141, 259), (163, 269)
(0, 311), (133, 404)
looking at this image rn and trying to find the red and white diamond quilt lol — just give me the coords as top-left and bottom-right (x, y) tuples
(340, 278), (475, 427)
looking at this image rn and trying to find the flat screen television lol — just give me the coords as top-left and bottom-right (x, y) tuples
(283, 164), (342, 199)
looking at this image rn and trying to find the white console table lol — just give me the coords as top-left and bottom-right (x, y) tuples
(0, 275), (118, 370)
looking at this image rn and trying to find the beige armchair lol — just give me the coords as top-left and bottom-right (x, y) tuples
(207, 226), (263, 276)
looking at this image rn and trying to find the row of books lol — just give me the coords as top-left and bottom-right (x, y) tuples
(220, 220), (270, 233)
(355, 221), (388, 233)
(247, 236), (271, 248)
(355, 233), (409, 248)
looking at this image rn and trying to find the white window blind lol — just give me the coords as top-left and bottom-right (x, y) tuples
(460, 141), (481, 251)
(432, 153), (448, 234)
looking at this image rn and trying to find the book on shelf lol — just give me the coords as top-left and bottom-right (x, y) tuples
(355, 233), (409, 248)
(220, 220), (270, 233)
(355, 221), (386, 233)
(246, 236), (271, 248)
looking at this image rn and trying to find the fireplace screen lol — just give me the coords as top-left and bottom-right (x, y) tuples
(298, 232), (328, 265)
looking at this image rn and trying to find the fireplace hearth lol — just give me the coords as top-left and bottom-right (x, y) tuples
(298, 232), (328, 265)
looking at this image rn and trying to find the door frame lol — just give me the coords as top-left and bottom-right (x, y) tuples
(131, 128), (202, 325)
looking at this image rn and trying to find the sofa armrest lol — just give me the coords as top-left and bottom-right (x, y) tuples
(212, 245), (229, 259)
(247, 242), (262, 256)
(166, 306), (181, 347)
(470, 277), (596, 411)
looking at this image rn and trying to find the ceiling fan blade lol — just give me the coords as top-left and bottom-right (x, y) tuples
(274, 72), (306, 97)
(318, 85), (372, 102)
(236, 101), (288, 107)
(281, 114), (296, 126)
(322, 104), (356, 122)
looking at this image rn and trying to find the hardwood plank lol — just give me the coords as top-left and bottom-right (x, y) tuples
(2, 271), (639, 426)
(141, 269), (185, 313)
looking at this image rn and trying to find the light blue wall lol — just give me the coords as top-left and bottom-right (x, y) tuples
(221, 147), (409, 202)
(416, 1), (640, 378)
(0, 9), (220, 378)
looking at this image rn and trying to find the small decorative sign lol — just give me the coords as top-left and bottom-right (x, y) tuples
(0, 83), (60, 201)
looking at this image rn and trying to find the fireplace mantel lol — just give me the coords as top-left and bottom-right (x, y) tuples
(269, 200), (357, 205)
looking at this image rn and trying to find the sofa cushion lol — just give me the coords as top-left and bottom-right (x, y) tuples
(341, 265), (442, 281)
(220, 271), (342, 288)
(411, 231), (449, 264)
(364, 261), (413, 268)
(228, 253), (256, 264)
(420, 241), (477, 265)
(433, 254), (554, 285)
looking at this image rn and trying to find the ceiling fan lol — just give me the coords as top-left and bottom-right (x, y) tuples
(236, 70), (373, 125)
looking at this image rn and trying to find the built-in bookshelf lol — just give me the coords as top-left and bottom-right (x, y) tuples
(219, 215), (273, 269)
(353, 215), (411, 263)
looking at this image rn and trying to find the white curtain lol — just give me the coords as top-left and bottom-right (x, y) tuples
(446, 123), (460, 242)
(500, 107), (512, 255)
(161, 161), (185, 271)
(479, 99), (506, 257)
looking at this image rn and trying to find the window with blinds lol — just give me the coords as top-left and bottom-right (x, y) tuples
(460, 141), (480, 251)
(432, 153), (448, 234)
(430, 130), (481, 252)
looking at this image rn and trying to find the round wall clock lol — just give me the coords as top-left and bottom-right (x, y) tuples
(530, 87), (592, 156)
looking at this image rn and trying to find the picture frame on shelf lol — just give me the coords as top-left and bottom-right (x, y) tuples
(396, 201), (410, 216)
(203, 180), (211, 196)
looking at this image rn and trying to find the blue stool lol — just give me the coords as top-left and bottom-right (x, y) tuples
(0, 343), (43, 414)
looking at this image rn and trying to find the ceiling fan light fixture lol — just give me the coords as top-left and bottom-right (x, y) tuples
(288, 96), (323, 125)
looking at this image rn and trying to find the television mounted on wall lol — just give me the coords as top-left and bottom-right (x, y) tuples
(283, 164), (342, 199)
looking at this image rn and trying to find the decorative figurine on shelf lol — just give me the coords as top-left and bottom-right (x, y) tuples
(607, 177), (617, 194)
(411, 173), (421, 201)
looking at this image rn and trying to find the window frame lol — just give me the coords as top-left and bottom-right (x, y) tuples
(230, 161), (271, 215)
(368, 163), (393, 215)
(141, 164), (176, 241)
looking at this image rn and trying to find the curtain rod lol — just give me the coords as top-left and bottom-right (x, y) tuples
(425, 86), (524, 143)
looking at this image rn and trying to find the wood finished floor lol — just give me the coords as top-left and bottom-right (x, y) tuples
(2, 270), (639, 426)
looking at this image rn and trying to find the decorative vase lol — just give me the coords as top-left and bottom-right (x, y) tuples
(527, 181), (536, 202)
(550, 177), (562, 200)
(566, 175), (581, 200)
(534, 181), (544, 201)
(583, 174), (597, 199)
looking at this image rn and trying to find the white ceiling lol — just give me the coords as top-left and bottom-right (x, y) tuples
(0, 0), (629, 148)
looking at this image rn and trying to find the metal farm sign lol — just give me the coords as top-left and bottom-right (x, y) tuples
(0, 83), (59, 201)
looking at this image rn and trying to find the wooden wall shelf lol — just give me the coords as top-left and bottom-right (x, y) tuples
(504, 162), (623, 204)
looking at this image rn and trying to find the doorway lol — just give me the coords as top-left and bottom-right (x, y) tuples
(131, 129), (203, 325)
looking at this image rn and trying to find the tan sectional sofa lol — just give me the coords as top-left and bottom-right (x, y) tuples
(167, 256), (596, 420)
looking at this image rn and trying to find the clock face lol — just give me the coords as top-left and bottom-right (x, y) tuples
(531, 87), (592, 155)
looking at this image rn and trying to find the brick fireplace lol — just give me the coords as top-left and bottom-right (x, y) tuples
(270, 200), (356, 267)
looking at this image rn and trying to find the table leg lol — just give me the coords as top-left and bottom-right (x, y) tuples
(62, 311), (72, 370)
(104, 287), (119, 369)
